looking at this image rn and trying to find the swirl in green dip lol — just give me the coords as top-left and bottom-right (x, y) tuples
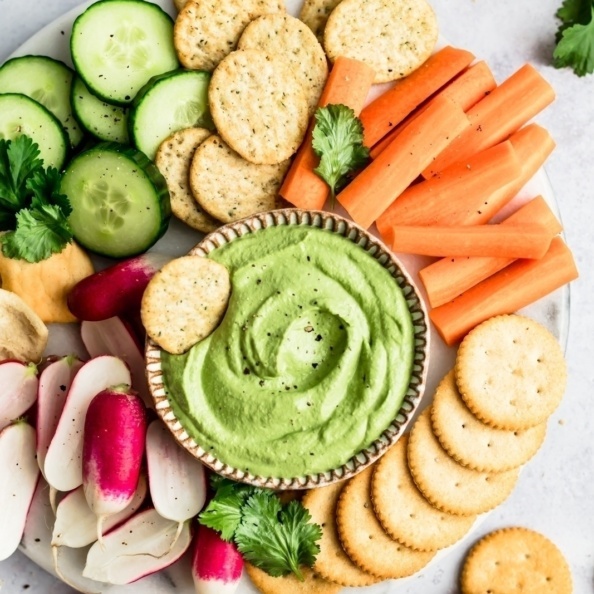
(161, 225), (414, 478)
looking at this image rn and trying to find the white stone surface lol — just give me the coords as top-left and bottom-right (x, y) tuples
(0, 0), (593, 592)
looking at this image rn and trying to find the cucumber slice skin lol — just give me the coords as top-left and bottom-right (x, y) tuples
(0, 93), (69, 170)
(71, 76), (130, 144)
(129, 69), (213, 160)
(71, 0), (179, 107)
(61, 142), (171, 258)
(0, 55), (84, 148)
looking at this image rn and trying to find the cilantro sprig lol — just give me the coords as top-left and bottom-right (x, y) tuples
(0, 136), (73, 262)
(199, 477), (322, 580)
(554, 0), (594, 76)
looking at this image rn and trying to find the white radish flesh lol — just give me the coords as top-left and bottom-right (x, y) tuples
(0, 422), (40, 560)
(0, 361), (39, 431)
(44, 356), (131, 492)
(83, 508), (192, 585)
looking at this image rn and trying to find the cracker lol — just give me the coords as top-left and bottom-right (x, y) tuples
(238, 14), (328, 115)
(245, 563), (342, 594)
(323, 0), (438, 83)
(432, 370), (547, 472)
(209, 49), (309, 165)
(173, 0), (284, 71)
(460, 527), (572, 594)
(407, 409), (519, 516)
(189, 135), (288, 223)
(371, 435), (476, 552)
(455, 314), (567, 431)
(299, 0), (342, 42)
(336, 465), (435, 579)
(302, 482), (379, 587)
(154, 128), (220, 233)
(141, 256), (230, 355)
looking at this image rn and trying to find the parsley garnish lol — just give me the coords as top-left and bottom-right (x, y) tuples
(311, 104), (369, 206)
(554, 0), (594, 76)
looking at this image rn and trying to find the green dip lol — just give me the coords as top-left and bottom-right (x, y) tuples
(161, 225), (414, 478)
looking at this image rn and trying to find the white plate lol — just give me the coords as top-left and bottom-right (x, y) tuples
(10, 1), (569, 592)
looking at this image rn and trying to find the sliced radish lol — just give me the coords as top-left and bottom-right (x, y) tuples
(0, 421), (40, 560)
(0, 361), (39, 431)
(83, 508), (192, 585)
(44, 356), (131, 493)
(81, 317), (152, 408)
(192, 524), (243, 594)
(36, 355), (84, 478)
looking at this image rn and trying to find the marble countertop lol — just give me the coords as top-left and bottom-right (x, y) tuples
(0, 0), (592, 592)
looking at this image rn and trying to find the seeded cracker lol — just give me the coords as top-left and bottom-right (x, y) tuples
(245, 563), (341, 594)
(460, 527), (572, 594)
(209, 49), (309, 165)
(324, 0), (438, 83)
(141, 256), (230, 355)
(189, 135), (289, 223)
(407, 410), (519, 516)
(455, 314), (567, 430)
(300, 0), (343, 42)
(431, 370), (547, 472)
(371, 435), (476, 552)
(238, 14), (328, 115)
(173, 0), (285, 71)
(155, 128), (220, 233)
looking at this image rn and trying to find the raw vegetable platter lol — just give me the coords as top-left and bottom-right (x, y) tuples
(4, 0), (570, 592)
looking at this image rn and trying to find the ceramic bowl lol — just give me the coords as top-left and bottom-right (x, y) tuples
(145, 209), (429, 490)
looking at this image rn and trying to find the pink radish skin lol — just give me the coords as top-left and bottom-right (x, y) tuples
(81, 317), (152, 408)
(0, 422), (40, 561)
(83, 385), (146, 543)
(68, 252), (172, 321)
(44, 356), (131, 493)
(0, 361), (39, 431)
(192, 525), (243, 594)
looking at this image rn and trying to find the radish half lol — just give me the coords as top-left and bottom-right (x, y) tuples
(44, 356), (131, 493)
(192, 524), (244, 594)
(0, 421), (40, 560)
(83, 386), (146, 543)
(83, 508), (192, 585)
(0, 361), (39, 431)
(146, 419), (207, 547)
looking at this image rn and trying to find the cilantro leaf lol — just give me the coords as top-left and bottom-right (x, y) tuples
(554, 11), (594, 75)
(556, 0), (592, 29)
(234, 492), (322, 580)
(311, 104), (369, 206)
(27, 167), (72, 216)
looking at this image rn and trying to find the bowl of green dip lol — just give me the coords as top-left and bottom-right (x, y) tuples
(146, 209), (429, 489)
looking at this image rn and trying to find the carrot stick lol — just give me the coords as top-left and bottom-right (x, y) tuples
(419, 196), (563, 307)
(422, 64), (555, 178)
(370, 61), (496, 159)
(337, 96), (469, 229)
(359, 46), (474, 148)
(429, 237), (578, 346)
(279, 57), (375, 211)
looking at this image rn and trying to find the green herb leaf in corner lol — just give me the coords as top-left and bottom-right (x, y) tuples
(27, 167), (72, 216)
(554, 0), (594, 75)
(312, 104), (369, 207)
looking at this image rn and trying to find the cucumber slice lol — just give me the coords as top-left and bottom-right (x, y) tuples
(0, 93), (69, 170)
(71, 0), (179, 106)
(60, 143), (171, 258)
(71, 77), (130, 144)
(130, 69), (213, 160)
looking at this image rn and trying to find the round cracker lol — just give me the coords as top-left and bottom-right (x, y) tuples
(323, 0), (438, 83)
(141, 256), (230, 355)
(245, 563), (342, 594)
(336, 465), (435, 579)
(299, 0), (343, 42)
(238, 14), (328, 115)
(407, 409), (519, 516)
(455, 314), (567, 431)
(371, 435), (476, 552)
(189, 135), (288, 223)
(209, 49), (309, 165)
(461, 527), (572, 594)
(155, 128), (221, 233)
(302, 482), (380, 587)
(432, 370), (547, 472)
(173, 0), (285, 71)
